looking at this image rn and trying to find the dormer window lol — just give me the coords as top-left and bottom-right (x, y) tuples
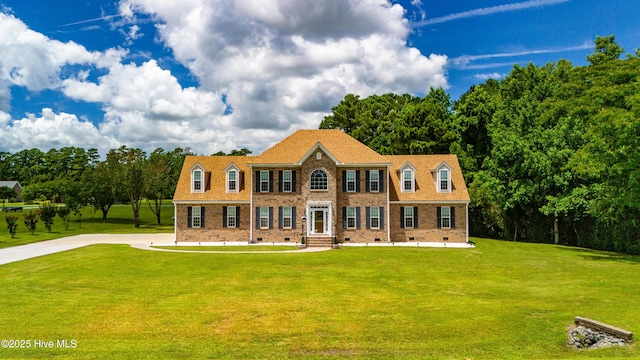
(436, 163), (452, 193)
(227, 169), (238, 192)
(191, 166), (204, 193)
(439, 169), (449, 192)
(402, 168), (414, 192)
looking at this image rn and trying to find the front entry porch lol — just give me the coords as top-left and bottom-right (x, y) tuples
(305, 202), (333, 247)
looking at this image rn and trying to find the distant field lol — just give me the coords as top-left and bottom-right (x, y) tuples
(0, 202), (174, 249)
(0, 238), (638, 359)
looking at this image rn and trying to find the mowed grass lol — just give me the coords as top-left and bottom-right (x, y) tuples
(0, 202), (174, 249)
(1, 238), (639, 359)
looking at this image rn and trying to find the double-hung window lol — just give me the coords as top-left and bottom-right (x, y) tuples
(227, 170), (237, 192)
(282, 170), (292, 192)
(227, 206), (237, 228)
(260, 207), (269, 229)
(192, 206), (202, 228)
(439, 169), (450, 192)
(282, 206), (292, 228)
(370, 206), (380, 229)
(404, 206), (414, 229)
(346, 170), (356, 192)
(193, 169), (203, 192)
(369, 170), (379, 192)
(440, 206), (451, 229)
(260, 171), (269, 192)
(402, 169), (414, 192)
(346, 206), (356, 229)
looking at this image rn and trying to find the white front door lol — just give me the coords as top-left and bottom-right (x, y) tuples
(308, 204), (331, 236)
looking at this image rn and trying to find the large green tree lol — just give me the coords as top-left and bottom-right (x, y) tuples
(0, 186), (16, 208)
(587, 34), (624, 66)
(85, 161), (122, 221)
(107, 146), (147, 228)
(144, 148), (185, 225)
(320, 89), (459, 156)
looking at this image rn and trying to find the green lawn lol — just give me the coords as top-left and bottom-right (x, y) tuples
(0, 238), (638, 359)
(0, 202), (174, 249)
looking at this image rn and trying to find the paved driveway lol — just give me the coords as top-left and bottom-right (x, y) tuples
(0, 234), (332, 265)
(0, 234), (174, 266)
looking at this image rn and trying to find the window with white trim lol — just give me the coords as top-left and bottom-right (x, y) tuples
(260, 171), (269, 192)
(282, 206), (292, 228)
(227, 206), (237, 228)
(441, 206), (451, 229)
(192, 206), (202, 228)
(282, 170), (292, 192)
(192, 169), (203, 192)
(369, 170), (379, 192)
(370, 206), (380, 229)
(346, 170), (356, 192)
(404, 206), (414, 228)
(227, 169), (238, 192)
(346, 206), (356, 229)
(310, 169), (328, 190)
(439, 168), (450, 192)
(402, 169), (414, 192)
(260, 206), (269, 229)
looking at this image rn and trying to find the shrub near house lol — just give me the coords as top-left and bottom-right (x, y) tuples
(173, 130), (470, 246)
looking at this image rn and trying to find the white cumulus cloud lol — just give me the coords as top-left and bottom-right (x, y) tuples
(116, 0), (449, 153)
(0, 1), (449, 155)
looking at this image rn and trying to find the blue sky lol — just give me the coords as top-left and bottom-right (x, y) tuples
(0, 0), (638, 155)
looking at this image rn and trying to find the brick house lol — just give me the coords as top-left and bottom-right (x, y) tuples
(173, 129), (470, 246)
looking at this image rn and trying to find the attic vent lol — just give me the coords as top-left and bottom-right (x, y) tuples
(316, 152), (322, 160)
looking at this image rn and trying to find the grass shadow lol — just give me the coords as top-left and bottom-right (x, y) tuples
(556, 245), (640, 264)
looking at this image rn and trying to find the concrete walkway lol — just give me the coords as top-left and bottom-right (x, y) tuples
(0, 234), (330, 266)
(0, 234), (174, 266)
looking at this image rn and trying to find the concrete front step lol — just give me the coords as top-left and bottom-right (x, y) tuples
(306, 237), (333, 247)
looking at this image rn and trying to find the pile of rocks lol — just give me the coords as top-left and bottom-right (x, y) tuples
(568, 326), (628, 349)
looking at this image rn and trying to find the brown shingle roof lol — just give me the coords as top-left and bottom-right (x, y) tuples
(253, 129), (390, 165)
(387, 154), (470, 202)
(172, 132), (470, 204)
(173, 156), (252, 202)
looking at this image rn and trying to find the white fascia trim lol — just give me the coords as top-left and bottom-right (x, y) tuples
(397, 161), (416, 172)
(390, 200), (471, 204)
(224, 162), (239, 172)
(249, 170), (253, 242)
(466, 202), (469, 243)
(297, 143), (340, 165)
(335, 163), (392, 167)
(173, 200), (250, 205)
(431, 161), (452, 172)
(173, 202), (177, 242)
(386, 164), (391, 243)
(189, 162), (205, 172)
(247, 164), (301, 168)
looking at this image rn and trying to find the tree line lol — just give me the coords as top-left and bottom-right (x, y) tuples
(321, 35), (640, 255)
(1, 147), (186, 227)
